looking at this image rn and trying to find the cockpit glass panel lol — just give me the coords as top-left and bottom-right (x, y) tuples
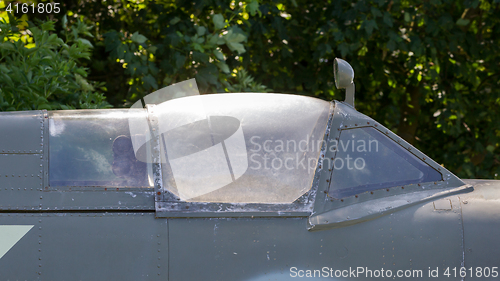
(328, 127), (442, 198)
(48, 93), (332, 201)
(157, 93), (331, 203)
(49, 109), (152, 187)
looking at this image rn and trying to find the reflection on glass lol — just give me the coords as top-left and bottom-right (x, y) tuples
(49, 109), (151, 187)
(157, 93), (332, 203)
(328, 127), (442, 198)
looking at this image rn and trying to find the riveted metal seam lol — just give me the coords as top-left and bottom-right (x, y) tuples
(38, 213), (42, 278)
(42, 110), (49, 193)
(147, 105), (165, 206)
(458, 196), (466, 281)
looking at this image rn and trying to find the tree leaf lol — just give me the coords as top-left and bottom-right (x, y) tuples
(131, 32), (147, 44)
(207, 34), (219, 45)
(174, 53), (186, 69)
(143, 74), (158, 89)
(370, 7), (382, 17)
(193, 51), (209, 63)
(170, 17), (180, 25)
(213, 49), (225, 60)
(364, 20), (378, 36)
(383, 12), (393, 27)
(387, 40), (396, 51)
(195, 26), (206, 36)
(77, 38), (93, 48)
(456, 18), (470, 26)
(196, 65), (219, 86)
(212, 14), (225, 30)
(227, 42), (246, 54)
(224, 30), (247, 54)
(247, 0), (259, 16)
(147, 46), (157, 54)
(216, 62), (230, 73)
(41, 21), (55, 31)
(0, 42), (15, 51)
(404, 12), (411, 22)
(75, 73), (95, 91)
(62, 15), (68, 29)
(338, 43), (349, 57)
(0, 64), (9, 73)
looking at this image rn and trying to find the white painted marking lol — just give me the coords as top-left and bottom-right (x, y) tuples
(0, 225), (33, 260)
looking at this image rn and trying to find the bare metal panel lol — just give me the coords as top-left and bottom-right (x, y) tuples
(0, 110), (44, 154)
(434, 199), (452, 210)
(39, 189), (155, 211)
(169, 199), (464, 281)
(39, 212), (167, 280)
(0, 214), (41, 280)
(0, 154), (43, 209)
(461, 180), (500, 270)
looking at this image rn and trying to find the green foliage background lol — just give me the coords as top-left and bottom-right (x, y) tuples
(0, 14), (110, 110)
(0, 0), (499, 179)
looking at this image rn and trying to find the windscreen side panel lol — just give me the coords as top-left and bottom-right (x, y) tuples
(328, 127), (442, 199)
(312, 101), (465, 216)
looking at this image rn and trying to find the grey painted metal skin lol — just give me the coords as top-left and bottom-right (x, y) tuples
(0, 98), (498, 281)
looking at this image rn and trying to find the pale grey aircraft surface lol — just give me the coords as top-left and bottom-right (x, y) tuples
(0, 59), (498, 280)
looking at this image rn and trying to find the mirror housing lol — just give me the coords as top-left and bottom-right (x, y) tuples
(333, 58), (355, 108)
